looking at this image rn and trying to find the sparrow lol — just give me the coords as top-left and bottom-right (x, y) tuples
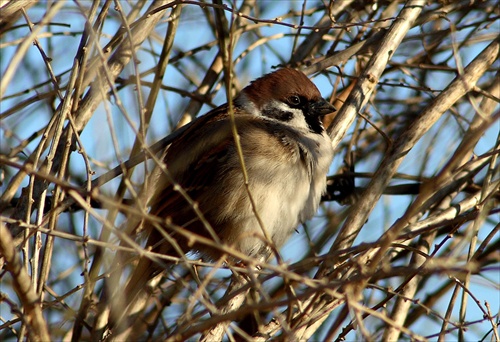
(121, 67), (336, 308)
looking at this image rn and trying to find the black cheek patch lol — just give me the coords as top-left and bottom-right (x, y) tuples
(262, 108), (294, 122)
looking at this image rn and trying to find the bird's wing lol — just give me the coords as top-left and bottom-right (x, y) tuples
(145, 108), (270, 257)
(122, 106), (239, 311)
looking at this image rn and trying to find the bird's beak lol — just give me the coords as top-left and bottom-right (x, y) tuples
(311, 99), (337, 116)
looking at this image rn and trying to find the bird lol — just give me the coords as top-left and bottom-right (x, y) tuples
(117, 67), (336, 318)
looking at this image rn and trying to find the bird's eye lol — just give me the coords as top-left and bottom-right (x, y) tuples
(288, 95), (301, 106)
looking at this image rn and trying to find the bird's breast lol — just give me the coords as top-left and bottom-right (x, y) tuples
(214, 127), (333, 257)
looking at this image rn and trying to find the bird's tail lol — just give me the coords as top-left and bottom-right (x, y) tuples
(108, 226), (172, 334)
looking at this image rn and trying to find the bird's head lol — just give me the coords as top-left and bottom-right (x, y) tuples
(235, 68), (336, 134)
